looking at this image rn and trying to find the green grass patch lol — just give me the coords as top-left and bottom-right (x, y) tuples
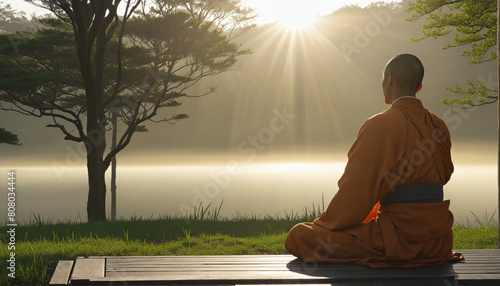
(452, 225), (498, 249)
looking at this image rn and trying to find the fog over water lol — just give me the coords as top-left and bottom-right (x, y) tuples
(1, 150), (497, 225)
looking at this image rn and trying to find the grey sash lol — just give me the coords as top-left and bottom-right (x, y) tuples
(380, 183), (443, 205)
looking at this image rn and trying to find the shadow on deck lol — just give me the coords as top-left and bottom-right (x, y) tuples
(49, 249), (500, 286)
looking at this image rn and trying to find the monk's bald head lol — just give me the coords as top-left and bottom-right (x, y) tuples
(384, 54), (424, 92)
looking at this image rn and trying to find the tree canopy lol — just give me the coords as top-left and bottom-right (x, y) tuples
(406, 0), (498, 109)
(0, 2), (29, 33)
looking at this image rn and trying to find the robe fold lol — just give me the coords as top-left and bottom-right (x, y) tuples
(285, 98), (464, 268)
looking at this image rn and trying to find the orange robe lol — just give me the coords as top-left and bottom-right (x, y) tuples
(285, 98), (463, 268)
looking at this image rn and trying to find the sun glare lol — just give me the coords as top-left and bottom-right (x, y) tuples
(245, 0), (320, 30)
(275, 5), (318, 30)
(277, 6), (317, 30)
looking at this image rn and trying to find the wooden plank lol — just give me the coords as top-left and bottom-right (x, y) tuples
(104, 269), (458, 279)
(75, 274), (457, 286)
(104, 260), (459, 284)
(105, 263), (456, 273)
(70, 257), (105, 284)
(100, 255), (296, 263)
(99, 249), (500, 262)
(48, 260), (74, 286)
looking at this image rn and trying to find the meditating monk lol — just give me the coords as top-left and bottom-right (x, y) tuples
(285, 54), (464, 268)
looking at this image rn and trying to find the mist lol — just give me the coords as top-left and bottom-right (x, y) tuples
(1, 153), (497, 225)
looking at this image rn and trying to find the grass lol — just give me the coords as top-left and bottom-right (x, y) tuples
(452, 208), (498, 249)
(452, 225), (498, 249)
(0, 207), (498, 286)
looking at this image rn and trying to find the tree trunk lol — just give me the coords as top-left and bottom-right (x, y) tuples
(111, 111), (118, 221)
(84, 73), (107, 222)
(86, 142), (107, 222)
(82, 74), (108, 222)
(85, 102), (108, 221)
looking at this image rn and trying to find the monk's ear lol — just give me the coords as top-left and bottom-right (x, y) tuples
(387, 73), (394, 86)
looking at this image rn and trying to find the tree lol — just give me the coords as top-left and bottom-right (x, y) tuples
(0, 3), (24, 150)
(0, 128), (20, 145)
(0, 0), (254, 221)
(0, 2), (28, 33)
(406, 0), (497, 108)
(406, 0), (499, 248)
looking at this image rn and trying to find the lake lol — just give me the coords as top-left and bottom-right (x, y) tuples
(1, 162), (498, 225)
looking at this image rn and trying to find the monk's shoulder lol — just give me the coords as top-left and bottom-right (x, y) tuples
(427, 109), (448, 127)
(364, 108), (406, 132)
(426, 109), (452, 138)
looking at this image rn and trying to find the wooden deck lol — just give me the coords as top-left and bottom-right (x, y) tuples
(49, 249), (500, 286)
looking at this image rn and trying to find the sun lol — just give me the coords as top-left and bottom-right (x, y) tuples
(277, 9), (317, 30)
(245, 0), (320, 30)
(275, 4), (318, 30)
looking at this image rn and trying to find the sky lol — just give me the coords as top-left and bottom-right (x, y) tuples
(4, 0), (392, 24)
(1, 0), (497, 167)
(239, 0), (389, 24)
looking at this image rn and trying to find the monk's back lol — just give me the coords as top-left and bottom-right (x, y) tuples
(380, 97), (453, 191)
